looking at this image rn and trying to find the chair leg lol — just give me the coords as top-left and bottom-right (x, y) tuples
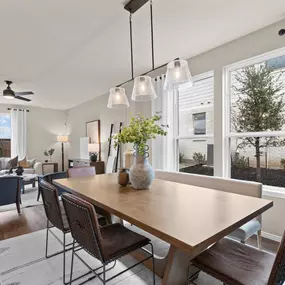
(150, 243), (156, 285)
(16, 201), (21, 214)
(103, 264), (106, 285)
(63, 233), (68, 285)
(45, 220), (49, 257)
(37, 187), (41, 201)
(257, 229), (262, 250)
(70, 239), (75, 285)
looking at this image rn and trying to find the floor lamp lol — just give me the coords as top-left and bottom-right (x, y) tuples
(57, 135), (68, 171)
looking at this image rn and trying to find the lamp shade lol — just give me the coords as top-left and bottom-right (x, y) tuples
(131, 76), (157, 101)
(164, 59), (193, 91)
(57, 135), (68, 143)
(88, 143), (99, 153)
(107, 87), (130, 108)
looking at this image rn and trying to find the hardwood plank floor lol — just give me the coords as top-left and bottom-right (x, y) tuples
(0, 205), (46, 241)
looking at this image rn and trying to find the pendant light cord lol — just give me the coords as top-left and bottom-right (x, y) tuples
(150, 0), (155, 70)
(129, 13), (134, 80)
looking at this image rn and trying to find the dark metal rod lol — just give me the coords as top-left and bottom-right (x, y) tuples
(129, 13), (134, 80)
(150, 0), (155, 70)
(7, 108), (30, 112)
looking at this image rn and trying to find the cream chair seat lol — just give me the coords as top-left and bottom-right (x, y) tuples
(155, 170), (263, 248)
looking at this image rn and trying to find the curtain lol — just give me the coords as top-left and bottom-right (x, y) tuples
(152, 75), (176, 171)
(11, 109), (28, 159)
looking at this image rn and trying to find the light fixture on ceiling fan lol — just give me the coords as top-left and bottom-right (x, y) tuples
(3, 81), (34, 102)
(107, 0), (193, 108)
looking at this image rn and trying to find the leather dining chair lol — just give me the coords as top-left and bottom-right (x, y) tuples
(189, 232), (285, 285)
(62, 193), (156, 285)
(67, 166), (112, 224)
(67, 166), (96, 178)
(40, 180), (107, 285)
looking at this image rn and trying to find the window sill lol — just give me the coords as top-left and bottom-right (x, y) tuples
(262, 185), (285, 199)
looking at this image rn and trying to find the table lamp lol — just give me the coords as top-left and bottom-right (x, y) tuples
(57, 135), (68, 171)
(88, 143), (100, 162)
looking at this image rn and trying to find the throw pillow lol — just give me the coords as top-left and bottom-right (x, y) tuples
(27, 158), (36, 168)
(6, 156), (18, 169)
(18, 157), (29, 168)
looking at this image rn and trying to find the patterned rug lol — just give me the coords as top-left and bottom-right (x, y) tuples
(0, 184), (43, 213)
(0, 229), (221, 285)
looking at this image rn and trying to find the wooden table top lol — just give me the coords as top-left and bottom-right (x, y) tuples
(54, 174), (273, 252)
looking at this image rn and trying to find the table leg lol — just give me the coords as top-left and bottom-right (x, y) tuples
(22, 184), (25, 194)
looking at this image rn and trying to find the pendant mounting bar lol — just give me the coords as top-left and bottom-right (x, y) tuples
(124, 0), (149, 14)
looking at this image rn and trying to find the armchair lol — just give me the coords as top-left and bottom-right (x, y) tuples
(0, 176), (22, 214)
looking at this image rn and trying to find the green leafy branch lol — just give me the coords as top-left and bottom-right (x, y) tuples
(112, 114), (167, 155)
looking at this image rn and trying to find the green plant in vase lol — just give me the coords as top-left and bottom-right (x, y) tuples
(44, 148), (55, 162)
(112, 114), (167, 189)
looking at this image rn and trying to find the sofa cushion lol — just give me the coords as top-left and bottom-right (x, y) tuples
(23, 168), (35, 174)
(7, 156), (18, 169)
(18, 157), (29, 168)
(27, 158), (36, 168)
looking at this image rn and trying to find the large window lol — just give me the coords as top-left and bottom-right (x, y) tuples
(0, 114), (11, 157)
(177, 71), (214, 175)
(225, 50), (285, 190)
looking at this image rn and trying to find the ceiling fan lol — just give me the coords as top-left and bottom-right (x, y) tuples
(3, 80), (33, 102)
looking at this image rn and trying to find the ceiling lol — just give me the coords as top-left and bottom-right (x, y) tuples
(0, 0), (284, 110)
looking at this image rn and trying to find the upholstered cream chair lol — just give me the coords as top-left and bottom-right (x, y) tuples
(155, 170), (263, 248)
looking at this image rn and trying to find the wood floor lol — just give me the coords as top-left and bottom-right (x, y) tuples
(0, 205), (46, 241)
(0, 204), (280, 254)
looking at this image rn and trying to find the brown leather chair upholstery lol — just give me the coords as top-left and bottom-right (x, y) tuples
(190, 232), (285, 285)
(62, 193), (156, 285)
(67, 166), (96, 178)
(40, 180), (107, 285)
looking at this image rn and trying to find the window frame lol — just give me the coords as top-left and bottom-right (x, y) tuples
(223, 46), (285, 195)
(175, 71), (214, 171)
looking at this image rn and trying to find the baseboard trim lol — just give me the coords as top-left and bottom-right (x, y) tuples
(262, 231), (282, 242)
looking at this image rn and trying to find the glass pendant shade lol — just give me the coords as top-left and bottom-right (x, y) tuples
(131, 76), (157, 101)
(164, 59), (193, 91)
(107, 87), (130, 108)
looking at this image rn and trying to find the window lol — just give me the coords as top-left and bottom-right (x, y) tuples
(225, 49), (285, 191)
(176, 71), (214, 175)
(193, 112), (206, 135)
(0, 114), (11, 157)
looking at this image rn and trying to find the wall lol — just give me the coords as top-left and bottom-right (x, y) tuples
(0, 104), (67, 169)
(67, 83), (151, 164)
(67, 19), (285, 238)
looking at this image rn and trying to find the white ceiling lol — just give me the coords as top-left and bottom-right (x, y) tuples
(0, 0), (284, 110)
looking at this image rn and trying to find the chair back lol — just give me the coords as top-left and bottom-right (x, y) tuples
(61, 193), (104, 261)
(268, 231), (285, 284)
(51, 172), (68, 196)
(40, 180), (65, 231)
(0, 176), (21, 206)
(67, 166), (96, 178)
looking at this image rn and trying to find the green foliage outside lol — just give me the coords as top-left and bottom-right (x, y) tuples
(232, 153), (249, 169)
(232, 64), (285, 181)
(192, 152), (206, 165)
(0, 145), (3, 157)
(281, 158), (285, 170)
(112, 114), (167, 155)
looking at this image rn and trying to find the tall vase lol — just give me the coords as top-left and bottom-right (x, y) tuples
(129, 145), (154, 190)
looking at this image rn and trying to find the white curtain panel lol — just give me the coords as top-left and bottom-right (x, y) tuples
(152, 76), (176, 171)
(11, 109), (28, 159)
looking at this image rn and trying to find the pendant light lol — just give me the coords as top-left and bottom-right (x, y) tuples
(131, 0), (157, 102)
(107, 87), (130, 108)
(132, 76), (157, 101)
(164, 58), (193, 91)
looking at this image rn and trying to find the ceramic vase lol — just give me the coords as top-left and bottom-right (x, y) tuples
(129, 145), (154, 190)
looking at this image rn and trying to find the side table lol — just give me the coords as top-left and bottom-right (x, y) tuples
(42, 162), (59, 174)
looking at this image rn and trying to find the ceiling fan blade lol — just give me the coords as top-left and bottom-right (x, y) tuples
(14, 96), (31, 102)
(15, 91), (34, 96)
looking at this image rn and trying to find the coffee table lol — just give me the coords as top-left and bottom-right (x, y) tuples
(21, 174), (37, 194)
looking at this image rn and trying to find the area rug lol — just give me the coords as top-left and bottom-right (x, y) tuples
(0, 229), (221, 285)
(0, 184), (43, 213)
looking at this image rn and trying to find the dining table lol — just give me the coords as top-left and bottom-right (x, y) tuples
(54, 173), (273, 285)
